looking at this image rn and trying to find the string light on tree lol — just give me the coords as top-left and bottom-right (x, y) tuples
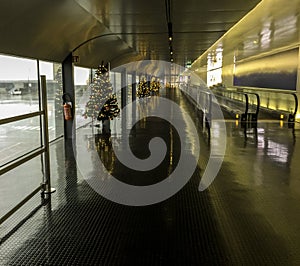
(83, 62), (120, 130)
(149, 78), (161, 96)
(137, 77), (150, 98)
(97, 94), (120, 121)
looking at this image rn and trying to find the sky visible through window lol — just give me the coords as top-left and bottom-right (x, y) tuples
(0, 55), (89, 85)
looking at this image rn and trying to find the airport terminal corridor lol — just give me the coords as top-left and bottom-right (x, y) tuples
(1, 88), (300, 265)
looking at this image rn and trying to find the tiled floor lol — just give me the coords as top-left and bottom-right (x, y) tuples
(1, 88), (300, 265)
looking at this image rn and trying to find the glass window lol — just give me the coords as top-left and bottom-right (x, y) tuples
(0, 54), (43, 166)
(0, 54), (39, 120)
(115, 72), (122, 106)
(39, 61), (64, 140)
(110, 71), (116, 93)
(0, 55), (61, 224)
(0, 155), (43, 218)
(74, 66), (92, 128)
(0, 116), (42, 167)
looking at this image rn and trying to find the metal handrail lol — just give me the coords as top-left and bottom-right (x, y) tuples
(232, 86), (298, 118)
(244, 93), (249, 116)
(0, 111), (43, 125)
(0, 185), (43, 225)
(212, 87), (260, 121)
(255, 93), (260, 116)
(180, 84), (215, 129)
(244, 92), (260, 116)
(0, 75), (55, 226)
(0, 147), (45, 176)
(292, 93), (298, 116)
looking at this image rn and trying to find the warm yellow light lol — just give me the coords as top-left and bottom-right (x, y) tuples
(235, 114), (239, 119)
(280, 114), (284, 120)
(169, 36), (172, 41)
(280, 120), (284, 128)
(235, 120), (239, 127)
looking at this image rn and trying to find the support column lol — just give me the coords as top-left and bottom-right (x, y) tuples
(62, 53), (75, 139)
(147, 74), (151, 89)
(297, 47), (300, 92)
(132, 71), (137, 137)
(113, 72), (117, 93)
(132, 71), (137, 102)
(121, 68), (127, 108)
(121, 69), (127, 139)
(296, 47), (300, 121)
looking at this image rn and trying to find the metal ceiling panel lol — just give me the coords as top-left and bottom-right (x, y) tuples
(0, 0), (107, 63)
(0, 0), (261, 68)
(192, 0), (300, 72)
(75, 0), (262, 67)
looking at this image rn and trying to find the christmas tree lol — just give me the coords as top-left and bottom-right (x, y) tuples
(149, 78), (161, 95)
(137, 77), (150, 98)
(83, 62), (118, 121)
(97, 94), (120, 121)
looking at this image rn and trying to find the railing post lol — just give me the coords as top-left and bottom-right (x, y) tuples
(292, 93), (298, 116)
(241, 93), (249, 122)
(41, 75), (56, 195)
(254, 93), (260, 117)
(288, 93), (298, 124)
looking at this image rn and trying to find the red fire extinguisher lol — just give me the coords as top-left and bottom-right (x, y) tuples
(62, 93), (73, 121)
(63, 102), (72, 120)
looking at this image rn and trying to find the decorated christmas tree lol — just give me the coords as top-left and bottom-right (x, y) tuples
(149, 78), (161, 95)
(83, 62), (118, 121)
(97, 94), (120, 121)
(137, 77), (150, 98)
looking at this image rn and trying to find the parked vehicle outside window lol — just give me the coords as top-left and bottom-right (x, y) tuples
(9, 88), (22, 95)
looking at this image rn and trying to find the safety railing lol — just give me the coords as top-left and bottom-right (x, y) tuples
(287, 93), (298, 123)
(0, 75), (55, 226)
(233, 86), (298, 122)
(180, 84), (214, 129)
(212, 88), (246, 115)
(211, 87), (260, 123)
(240, 92), (260, 122)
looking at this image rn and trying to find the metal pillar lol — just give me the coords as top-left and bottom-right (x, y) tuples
(147, 74), (151, 89)
(132, 71), (137, 102)
(121, 68), (127, 108)
(62, 53), (75, 139)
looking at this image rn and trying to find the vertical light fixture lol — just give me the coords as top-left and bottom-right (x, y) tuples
(165, 0), (173, 62)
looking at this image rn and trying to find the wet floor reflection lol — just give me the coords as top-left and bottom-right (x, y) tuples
(1, 89), (300, 265)
(93, 116), (181, 186)
(225, 119), (300, 190)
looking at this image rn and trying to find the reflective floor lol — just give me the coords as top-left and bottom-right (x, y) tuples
(1, 88), (300, 265)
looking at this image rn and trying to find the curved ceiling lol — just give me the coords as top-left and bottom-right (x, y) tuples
(0, 0), (261, 69)
(192, 0), (300, 72)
